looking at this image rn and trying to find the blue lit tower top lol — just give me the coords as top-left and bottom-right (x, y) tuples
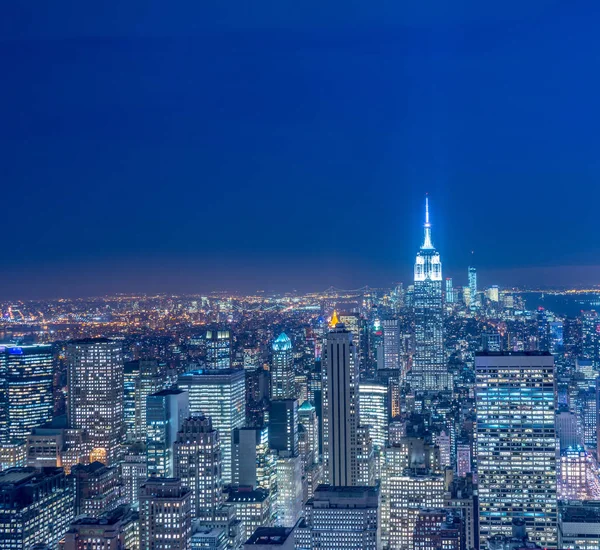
(414, 195), (442, 282)
(272, 332), (292, 352)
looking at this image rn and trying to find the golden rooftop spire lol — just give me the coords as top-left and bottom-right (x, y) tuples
(329, 310), (340, 328)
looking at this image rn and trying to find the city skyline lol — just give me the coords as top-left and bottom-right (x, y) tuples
(2, 3), (600, 298)
(3, 3), (600, 548)
(1, 194), (599, 300)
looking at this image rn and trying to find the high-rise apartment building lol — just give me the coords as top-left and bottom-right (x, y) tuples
(178, 369), (245, 484)
(173, 414), (223, 520)
(476, 351), (557, 547)
(271, 333), (295, 400)
(67, 338), (124, 465)
(412, 197), (448, 392)
(139, 478), (192, 550)
(322, 321), (360, 486)
(0, 345), (54, 445)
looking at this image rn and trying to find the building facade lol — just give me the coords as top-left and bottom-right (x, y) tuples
(476, 351), (557, 547)
(67, 338), (124, 465)
(178, 369), (245, 484)
(411, 198), (448, 393)
(322, 322), (360, 487)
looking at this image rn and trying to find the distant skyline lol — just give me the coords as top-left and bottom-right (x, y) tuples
(2, 1), (600, 298)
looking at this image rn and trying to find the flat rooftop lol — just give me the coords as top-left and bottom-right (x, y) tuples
(245, 526), (294, 545)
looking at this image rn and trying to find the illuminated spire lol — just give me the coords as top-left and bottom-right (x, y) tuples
(422, 194), (433, 249)
(329, 310), (340, 328)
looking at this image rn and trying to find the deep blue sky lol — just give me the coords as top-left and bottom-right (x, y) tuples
(2, 1), (600, 298)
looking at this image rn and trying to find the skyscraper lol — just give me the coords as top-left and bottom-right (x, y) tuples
(271, 333), (295, 400)
(146, 388), (190, 477)
(67, 338), (124, 465)
(173, 414), (223, 520)
(233, 426), (276, 493)
(269, 399), (299, 456)
(298, 401), (319, 466)
(178, 369), (245, 484)
(445, 277), (454, 304)
(0, 345), (54, 445)
(381, 318), (401, 371)
(134, 359), (167, 442)
(468, 266), (477, 310)
(322, 320), (360, 487)
(274, 455), (303, 527)
(476, 351), (557, 547)
(412, 197), (448, 392)
(205, 330), (232, 370)
(359, 382), (388, 477)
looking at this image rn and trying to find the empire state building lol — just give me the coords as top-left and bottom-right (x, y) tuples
(412, 197), (450, 392)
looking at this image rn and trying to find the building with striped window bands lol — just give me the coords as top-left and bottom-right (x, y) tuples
(476, 351), (558, 548)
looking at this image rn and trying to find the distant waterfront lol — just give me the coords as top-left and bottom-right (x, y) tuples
(522, 292), (600, 317)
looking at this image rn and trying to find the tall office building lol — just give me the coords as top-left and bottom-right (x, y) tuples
(139, 478), (192, 550)
(445, 277), (454, 304)
(468, 266), (477, 310)
(174, 415), (223, 520)
(298, 401), (319, 466)
(67, 338), (124, 465)
(134, 359), (166, 442)
(412, 197), (448, 392)
(123, 361), (139, 441)
(121, 448), (147, 504)
(269, 399), (299, 456)
(476, 352), (557, 547)
(295, 485), (380, 550)
(356, 425), (376, 486)
(232, 426), (276, 493)
(0, 467), (73, 549)
(381, 319), (401, 371)
(322, 321), (360, 486)
(205, 330), (232, 370)
(339, 312), (363, 373)
(271, 333), (295, 400)
(178, 369), (245, 484)
(358, 382), (388, 451)
(0, 345), (54, 445)
(275, 455), (303, 527)
(146, 388), (190, 478)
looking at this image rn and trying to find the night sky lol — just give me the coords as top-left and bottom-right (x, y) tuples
(2, 1), (600, 298)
